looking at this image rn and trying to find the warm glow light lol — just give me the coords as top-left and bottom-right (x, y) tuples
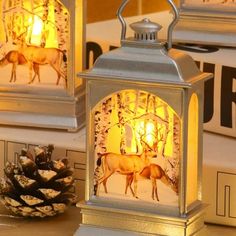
(187, 93), (199, 205)
(98, 90), (180, 159)
(146, 122), (155, 144)
(26, 3), (58, 48)
(32, 16), (43, 36)
(27, 16), (43, 46)
(135, 121), (155, 148)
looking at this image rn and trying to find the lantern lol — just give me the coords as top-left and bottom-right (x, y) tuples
(0, 0), (85, 131)
(76, 0), (212, 235)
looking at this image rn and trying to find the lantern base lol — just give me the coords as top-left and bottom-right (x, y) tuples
(0, 92), (85, 131)
(173, 15), (236, 47)
(76, 202), (207, 236)
(74, 225), (207, 236)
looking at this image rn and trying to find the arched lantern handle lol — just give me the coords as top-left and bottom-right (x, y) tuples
(117, 0), (179, 49)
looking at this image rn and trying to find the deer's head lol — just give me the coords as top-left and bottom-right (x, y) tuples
(140, 141), (157, 160)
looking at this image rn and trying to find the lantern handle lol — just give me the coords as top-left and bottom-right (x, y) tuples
(117, 0), (179, 49)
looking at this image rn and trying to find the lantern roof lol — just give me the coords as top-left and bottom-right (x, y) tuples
(80, 3), (212, 88)
(80, 42), (211, 88)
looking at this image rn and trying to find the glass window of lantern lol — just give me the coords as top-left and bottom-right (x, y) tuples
(93, 89), (180, 206)
(187, 93), (199, 206)
(0, 0), (69, 90)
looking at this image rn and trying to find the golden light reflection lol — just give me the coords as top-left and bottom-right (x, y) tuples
(28, 16), (43, 45)
(146, 122), (155, 144)
(134, 120), (155, 151)
(24, 2), (58, 47)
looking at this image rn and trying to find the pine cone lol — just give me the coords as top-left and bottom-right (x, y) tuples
(0, 145), (77, 217)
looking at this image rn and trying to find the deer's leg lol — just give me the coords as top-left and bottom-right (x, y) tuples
(56, 72), (61, 85)
(28, 62), (34, 84)
(33, 63), (40, 83)
(94, 183), (98, 196)
(103, 178), (109, 193)
(13, 63), (17, 82)
(125, 175), (135, 197)
(133, 173), (139, 199)
(10, 64), (15, 82)
(50, 63), (65, 85)
(94, 181), (101, 196)
(10, 70), (13, 82)
(151, 177), (159, 201)
(10, 68), (13, 82)
(31, 72), (37, 83)
(125, 175), (130, 194)
(98, 170), (114, 194)
(151, 183), (154, 200)
(53, 61), (66, 86)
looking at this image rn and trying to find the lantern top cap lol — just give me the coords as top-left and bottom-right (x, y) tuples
(130, 18), (162, 43)
(117, 0), (179, 49)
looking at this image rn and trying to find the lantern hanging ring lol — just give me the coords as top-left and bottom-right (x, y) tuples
(117, 0), (180, 49)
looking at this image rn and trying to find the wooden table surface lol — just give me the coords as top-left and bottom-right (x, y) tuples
(0, 205), (236, 236)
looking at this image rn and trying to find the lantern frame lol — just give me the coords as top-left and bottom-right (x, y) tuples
(76, 0), (212, 235)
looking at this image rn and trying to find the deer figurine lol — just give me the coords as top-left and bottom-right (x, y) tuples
(15, 33), (67, 85)
(0, 50), (40, 83)
(125, 163), (178, 201)
(94, 141), (157, 199)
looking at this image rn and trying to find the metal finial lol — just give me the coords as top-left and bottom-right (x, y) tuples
(117, 0), (180, 49)
(130, 18), (162, 42)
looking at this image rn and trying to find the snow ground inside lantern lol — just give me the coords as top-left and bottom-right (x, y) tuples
(98, 172), (178, 207)
(0, 64), (67, 93)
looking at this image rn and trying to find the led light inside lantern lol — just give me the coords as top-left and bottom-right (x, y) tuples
(0, 0), (85, 130)
(76, 0), (212, 235)
(28, 16), (44, 45)
(26, 4), (58, 47)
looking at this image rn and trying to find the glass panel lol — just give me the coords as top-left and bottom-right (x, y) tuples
(187, 93), (199, 206)
(0, 0), (69, 94)
(93, 89), (180, 207)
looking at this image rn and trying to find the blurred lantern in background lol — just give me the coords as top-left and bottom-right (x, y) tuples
(0, 0), (85, 131)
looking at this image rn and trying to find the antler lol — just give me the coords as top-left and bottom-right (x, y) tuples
(138, 133), (156, 151)
(12, 27), (29, 46)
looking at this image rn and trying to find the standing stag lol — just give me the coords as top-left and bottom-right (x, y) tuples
(16, 34), (67, 85)
(0, 50), (39, 83)
(125, 163), (178, 201)
(94, 145), (157, 199)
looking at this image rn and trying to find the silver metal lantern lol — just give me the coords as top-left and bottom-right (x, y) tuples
(76, 0), (212, 235)
(0, 0), (85, 131)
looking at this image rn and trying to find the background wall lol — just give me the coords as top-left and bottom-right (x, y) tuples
(87, 0), (177, 23)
